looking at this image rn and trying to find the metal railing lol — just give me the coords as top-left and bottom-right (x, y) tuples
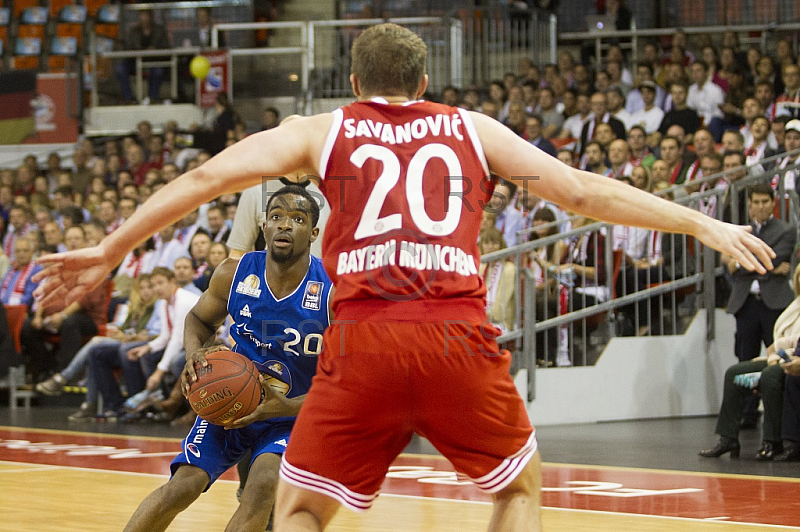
(88, 6), (556, 107)
(480, 149), (800, 400)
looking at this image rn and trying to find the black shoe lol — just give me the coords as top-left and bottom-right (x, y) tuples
(774, 443), (800, 462)
(755, 441), (783, 461)
(739, 416), (758, 430)
(699, 436), (741, 458)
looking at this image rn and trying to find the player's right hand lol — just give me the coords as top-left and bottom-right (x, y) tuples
(33, 246), (114, 307)
(182, 345), (230, 397)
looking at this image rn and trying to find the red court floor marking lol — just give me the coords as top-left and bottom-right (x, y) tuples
(3, 427), (800, 526)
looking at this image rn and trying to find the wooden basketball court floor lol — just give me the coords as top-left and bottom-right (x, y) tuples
(3, 410), (800, 531)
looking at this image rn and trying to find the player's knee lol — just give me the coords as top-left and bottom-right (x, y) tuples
(495, 452), (541, 501)
(162, 466), (207, 508)
(240, 463), (280, 503)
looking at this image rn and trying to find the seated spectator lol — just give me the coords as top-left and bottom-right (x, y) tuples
(627, 61), (666, 114)
(559, 93), (592, 139)
(556, 149), (575, 167)
(503, 101), (527, 137)
(771, 118), (800, 194)
(658, 136), (689, 185)
(173, 257), (202, 296)
(659, 82), (701, 139)
(630, 81), (665, 135)
(96, 199), (123, 234)
(583, 141), (611, 176)
(114, 238), (157, 306)
(768, 64), (800, 120)
(700, 264), (800, 460)
(189, 232), (211, 285)
(487, 180), (524, 247)
(608, 87), (635, 131)
(746, 116), (778, 169)
(579, 92), (626, 155)
(205, 205), (231, 243)
(153, 224), (190, 268)
(608, 139), (633, 178)
(525, 115), (556, 157)
(627, 125), (656, 169)
(2, 206), (33, 263)
(721, 129), (746, 154)
(0, 237), (42, 307)
(478, 227), (517, 334)
(688, 60), (725, 134)
(537, 87), (564, 139)
(195, 242), (228, 292)
(83, 220), (107, 247)
(631, 165), (653, 192)
(36, 275), (160, 420)
(23, 227), (108, 381)
(115, 10), (169, 104)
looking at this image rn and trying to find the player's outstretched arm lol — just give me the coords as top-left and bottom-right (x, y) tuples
(182, 257), (239, 395)
(34, 114), (333, 304)
(469, 112), (775, 274)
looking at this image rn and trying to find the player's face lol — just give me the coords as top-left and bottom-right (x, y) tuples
(263, 193), (317, 264)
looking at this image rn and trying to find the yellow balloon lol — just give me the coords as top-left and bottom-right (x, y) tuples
(190, 55), (211, 79)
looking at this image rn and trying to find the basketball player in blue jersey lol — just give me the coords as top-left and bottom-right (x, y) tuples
(123, 185), (332, 532)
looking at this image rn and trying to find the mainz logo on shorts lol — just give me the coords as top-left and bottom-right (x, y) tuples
(187, 443), (201, 458)
(302, 281), (323, 310)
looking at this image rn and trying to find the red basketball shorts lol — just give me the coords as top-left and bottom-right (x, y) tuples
(280, 320), (536, 512)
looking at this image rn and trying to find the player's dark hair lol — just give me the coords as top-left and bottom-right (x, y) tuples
(266, 185), (321, 228)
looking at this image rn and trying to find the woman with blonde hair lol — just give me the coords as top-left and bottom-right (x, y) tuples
(478, 227), (517, 333)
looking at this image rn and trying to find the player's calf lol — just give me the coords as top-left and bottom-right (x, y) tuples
(488, 451), (543, 532)
(226, 453), (281, 532)
(123, 465), (208, 532)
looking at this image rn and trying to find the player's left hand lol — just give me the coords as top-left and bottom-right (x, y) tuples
(697, 219), (775, 275)
(33, 246), (115, 307)
(225, 375), (291, 429)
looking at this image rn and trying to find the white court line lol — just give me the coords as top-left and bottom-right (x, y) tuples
(380, 494), (799, 529)
(0, 464), (60, 474)
(3, 459), (796, 529)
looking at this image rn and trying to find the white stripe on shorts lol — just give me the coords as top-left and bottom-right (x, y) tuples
(280, 457), (378, 512)
(470, 430), (538, 493)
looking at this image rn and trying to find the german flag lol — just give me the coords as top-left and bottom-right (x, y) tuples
(0, 70), (36, 145)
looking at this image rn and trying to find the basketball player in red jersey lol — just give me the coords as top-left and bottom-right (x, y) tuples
(36, 24), (774, 532)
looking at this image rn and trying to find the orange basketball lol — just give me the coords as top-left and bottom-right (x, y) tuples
(187, 350), (262, 426)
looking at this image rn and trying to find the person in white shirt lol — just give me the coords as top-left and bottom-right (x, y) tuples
(687, 60), (726, 126)
(126, 267), (201, 393)
(153, 224), (190, 268)
(559, 93), (593, 140)
(631, 81), (665, 134)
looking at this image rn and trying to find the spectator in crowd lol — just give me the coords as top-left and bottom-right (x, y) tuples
(659, 81), (701, 139)
(608, 139), (633, 178)
(746, 116), (778, 169)
(688, 60), (726, 134)
(42, 222), (66, 254)
(700, 264), (800, 460)
(630, 165), (652, 192)
(607, 87), (636, 131)
(193, 93), (239, 156)
(537, 87), (563, 139)
(771, 119), (800, 194)
(0, 237), (41, 307)
(173, 257), (202, 296)
(261, 107), (280, 131)
(23, 226), (108, 382)
(659, 136), (689, 185)
(525, 115), (556, 158)
(721, 130), (746, 155)
(768, 64), (800, 120)
(559, 93), (592, 140)
(594, 123), (618, 152)
(83, 220), (107, 247)
(205, 205), (230, 244)
(584, 141), (611, 177)
(3, 206), (33, 263)
(627, 62), (666, 115)
(579, 92), (626, 155)
(153, 224), (190, 268)
(627, 125), (655, 168)
(478, 227), (517, 334)
(722, 183), (796, 428)
(115, 10), (169, 104)
(504, 101), (527, 137)
(631, 81), (665, 135)
(487, 180), (524, 247)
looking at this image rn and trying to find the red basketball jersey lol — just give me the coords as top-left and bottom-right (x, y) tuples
(319, 99), (493, 322)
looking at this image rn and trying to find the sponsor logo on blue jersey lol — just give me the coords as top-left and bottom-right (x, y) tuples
(302, 281), (324, 310)
(236, 274), (262, 297)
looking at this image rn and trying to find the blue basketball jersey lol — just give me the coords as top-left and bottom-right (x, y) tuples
(227, 252), (332, 403)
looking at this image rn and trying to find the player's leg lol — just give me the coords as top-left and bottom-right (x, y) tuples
(274, 479), (340, 531)
(487, 451), (543, 532)
(123, 464), (208, 532)
(225, 452), (280, 532)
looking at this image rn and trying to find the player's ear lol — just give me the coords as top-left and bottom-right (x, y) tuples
(350, 74), (361, 97)
(416, 74), (429, 99)
(309, 227), (319, 243)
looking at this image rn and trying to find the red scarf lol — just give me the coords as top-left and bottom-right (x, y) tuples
(1, 261), (35, 304)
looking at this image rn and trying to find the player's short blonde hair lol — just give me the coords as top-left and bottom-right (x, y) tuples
(351, 23), (427, 98)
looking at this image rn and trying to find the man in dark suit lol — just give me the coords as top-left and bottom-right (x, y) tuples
(722, 183), (796, 426)
(579, 92), (626, 156)
(525, 114), (557, 158)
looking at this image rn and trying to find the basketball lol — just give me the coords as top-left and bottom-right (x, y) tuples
(187, 350), (262, 426)
(189, 55), (211, 79)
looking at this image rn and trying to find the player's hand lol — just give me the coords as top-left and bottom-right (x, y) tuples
(181, 345), (230, 397)
(33, 246), (114, 307)
(697, 219), (774, 275)
(225, 375), (289, 429)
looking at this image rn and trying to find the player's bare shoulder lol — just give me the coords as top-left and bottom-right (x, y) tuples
(207, 257), (240, 298)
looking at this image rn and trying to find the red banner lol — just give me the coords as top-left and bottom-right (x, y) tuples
(23, 73), (80, 144)
(197, 49), (232, 108)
